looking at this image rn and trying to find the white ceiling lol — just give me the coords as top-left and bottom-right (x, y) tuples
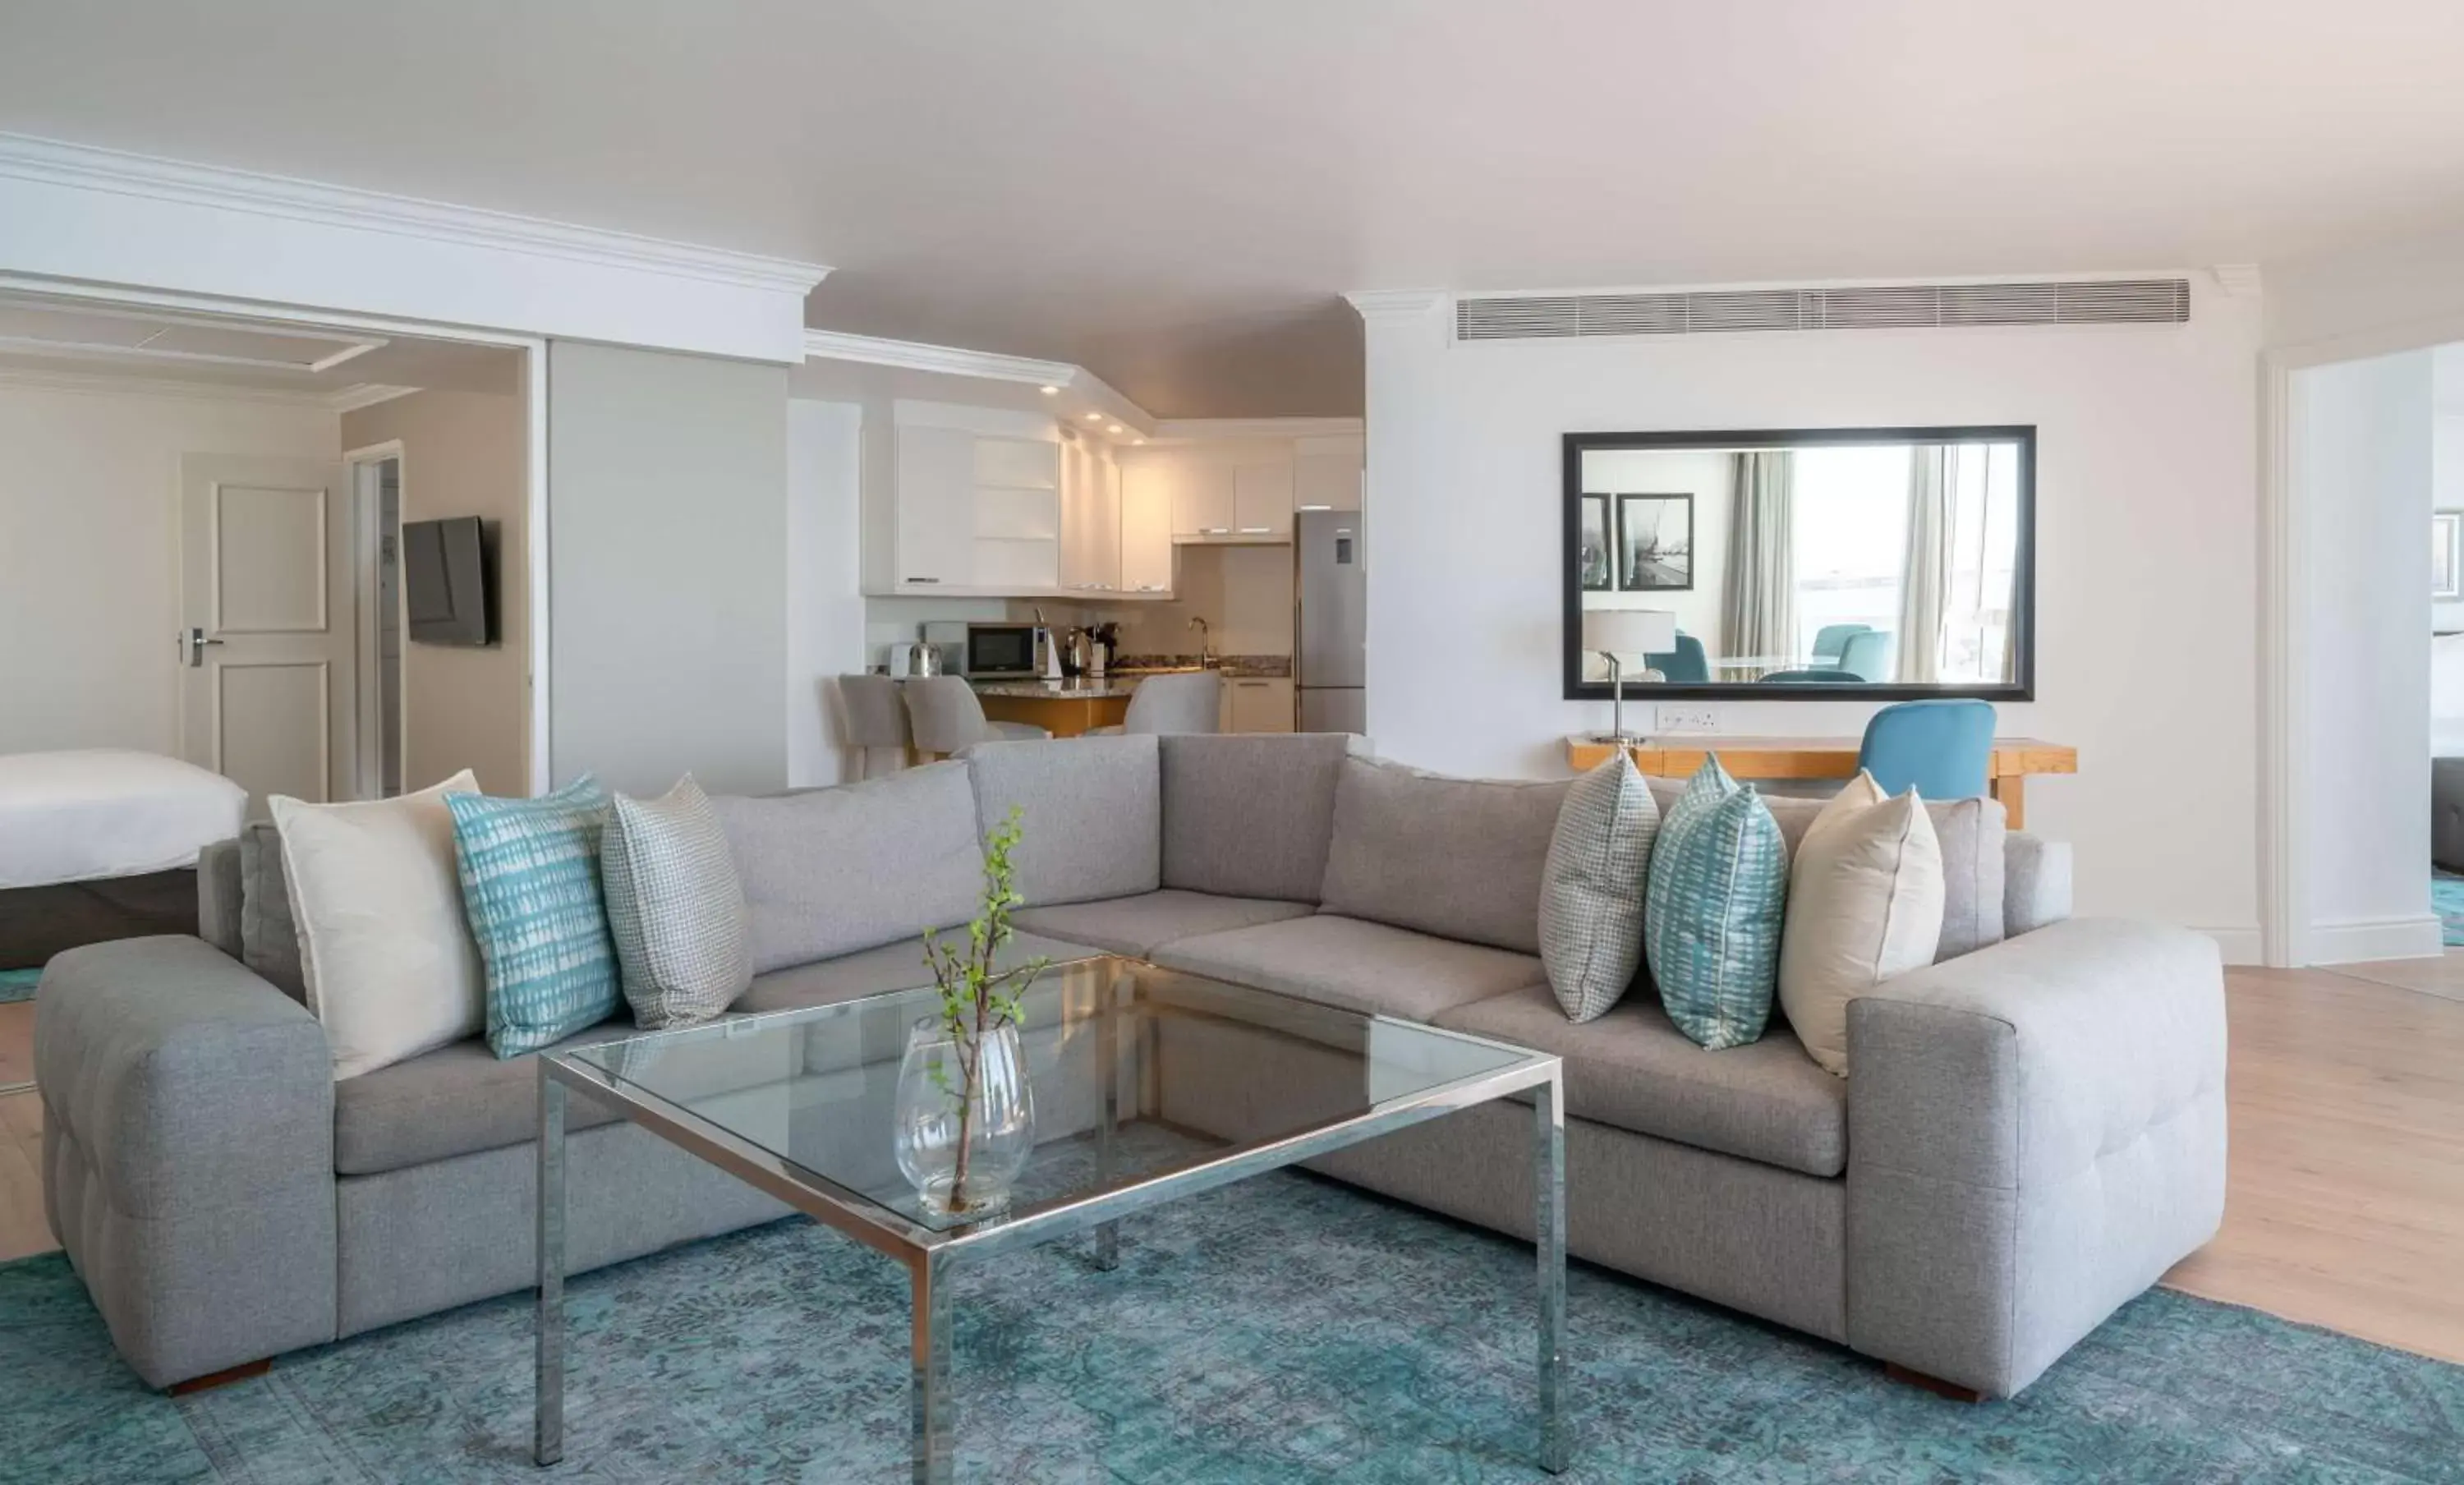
(7, 1), (2464, 416)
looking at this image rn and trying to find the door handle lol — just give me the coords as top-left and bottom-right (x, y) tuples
(185, 627), (225, 668)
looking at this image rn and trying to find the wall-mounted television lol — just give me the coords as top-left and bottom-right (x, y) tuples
(403, 516), (495, 646)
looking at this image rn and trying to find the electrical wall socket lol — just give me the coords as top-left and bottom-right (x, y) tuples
(1655, 705), (1720, 733)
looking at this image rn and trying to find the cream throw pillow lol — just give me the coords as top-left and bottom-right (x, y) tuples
(1777, 772), (1945, 1077)
(271, 770), (485, 1080)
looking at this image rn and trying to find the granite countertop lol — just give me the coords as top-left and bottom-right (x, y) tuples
(972, 678), (1142, 701)
(1110, 654), (1292, 678)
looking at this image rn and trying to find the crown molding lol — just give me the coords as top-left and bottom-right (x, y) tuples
(802, 328), (1076, 385)
(0, 363), (334, 407)
(0, 133), (830, 296)
(328, 383), (420, 413)
(802, 328), (1155, 434)
(1345, 290), (1448, 324)
(2212, 264), (2263, 298)
(1148, 416), (1365, 443)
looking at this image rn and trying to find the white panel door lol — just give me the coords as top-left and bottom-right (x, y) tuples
(180, 454), (352, 814)
(1119, 462), (1175, 595)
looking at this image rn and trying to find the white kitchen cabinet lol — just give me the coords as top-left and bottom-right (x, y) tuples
(1224, 676), (1294, 733)
(893, 425), (975, 589)
(1170, 460), (1238, 540)
(1119, 461), (1175, 595)
(1232, 462), (1294, 538)
(1060, 438), (1122, 594)
(1294, 434), (1364, 512)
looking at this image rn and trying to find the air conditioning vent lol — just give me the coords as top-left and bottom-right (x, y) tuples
(1454, 278), (2190, 341)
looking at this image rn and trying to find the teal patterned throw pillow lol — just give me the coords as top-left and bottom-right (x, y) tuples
(446, 775), (620, 1058)
(1643, 756), (1788, 1050)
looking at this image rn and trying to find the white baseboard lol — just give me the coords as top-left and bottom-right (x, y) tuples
(2305, 914), (2445, 966)
(2197, 927), (2265, 966)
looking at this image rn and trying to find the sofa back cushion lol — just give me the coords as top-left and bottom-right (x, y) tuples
(960, 734), (1161, 907)
(1160, 733), (1357, 903)
(1319, 756), (1567, 954)
(1646, 775), (2007, 961)
(709, 762), (984, 973)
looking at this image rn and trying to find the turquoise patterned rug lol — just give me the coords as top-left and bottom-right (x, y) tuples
(2436, 871), (2464, 948)
(0, 968), (37, 1005)
(3, 1168), (2459, 1483)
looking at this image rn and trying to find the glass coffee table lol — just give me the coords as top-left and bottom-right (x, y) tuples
(533, 954), (1567, 1481)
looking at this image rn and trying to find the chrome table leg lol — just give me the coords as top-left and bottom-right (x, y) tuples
(912, 1252), (954, 1483)
(535, 1072), (566, 1467)
(1535, 1074), (1567, 1474)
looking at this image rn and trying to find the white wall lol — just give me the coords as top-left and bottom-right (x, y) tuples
(548, 343), (788, 796)
(2435, 347), (2464, 634)
(1359, 283), (2265, 945)
(0, 379), (338, 755)
(787, 398), (867, 787)
(1578, 448), (1730, 674)
(2296, 351), (2442, 961)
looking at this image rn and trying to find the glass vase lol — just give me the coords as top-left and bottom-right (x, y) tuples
(893, 1016), (1036, 1218)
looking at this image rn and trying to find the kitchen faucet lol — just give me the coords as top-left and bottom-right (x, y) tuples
(1188, 615), (1216, 665)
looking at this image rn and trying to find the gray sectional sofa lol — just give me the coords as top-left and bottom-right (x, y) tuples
(34, 733), (2226, 1403)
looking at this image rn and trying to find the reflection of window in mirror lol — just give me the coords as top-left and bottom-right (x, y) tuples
(1565, 428), (2031, 699)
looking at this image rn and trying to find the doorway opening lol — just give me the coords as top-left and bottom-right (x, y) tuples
(348, 445), (406, 798)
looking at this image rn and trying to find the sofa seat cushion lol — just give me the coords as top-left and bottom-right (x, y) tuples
(1433, 983), (1848, 1178)
(334, 1019), (639, 1175)
(1013, 890), (1316, 959)
(1152, 913), (1546, 1023)
(738, 931), (1101, 1014)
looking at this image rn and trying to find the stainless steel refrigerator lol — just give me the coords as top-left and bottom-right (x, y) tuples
(1295, 508), (1367, 733)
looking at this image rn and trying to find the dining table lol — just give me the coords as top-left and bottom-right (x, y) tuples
(1562, 733), (2076, 828)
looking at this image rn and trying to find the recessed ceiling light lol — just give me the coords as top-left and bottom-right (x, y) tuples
(1132, 439), (1145, 445)
(1039, 385), (1059, 396)
(1084, 412), (1102, 421)
(1108, 424), (1125, 434)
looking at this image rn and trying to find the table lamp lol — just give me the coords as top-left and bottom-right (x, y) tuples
(1582, 608), (1677, 746)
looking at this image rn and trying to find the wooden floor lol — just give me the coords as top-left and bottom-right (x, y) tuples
(2163, 961), (2464, 1364)
(1, 965), (2462, 1367)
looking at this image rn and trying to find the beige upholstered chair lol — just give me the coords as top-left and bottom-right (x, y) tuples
(1087, 670), (1221, 736)
(901, 675), (1050, 758)
(837, 674), (913, 779)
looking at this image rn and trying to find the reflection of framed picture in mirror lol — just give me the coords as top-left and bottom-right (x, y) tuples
(1577, 494), (1612, 591)
(1616, 493), (1693, 591)
(2437, 511), (2462, 600)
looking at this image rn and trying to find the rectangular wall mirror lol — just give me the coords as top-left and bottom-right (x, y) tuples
(1562, 425), (2035, 701)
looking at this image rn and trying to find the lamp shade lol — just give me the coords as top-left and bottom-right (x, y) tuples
(1582, 608), (1677, 657)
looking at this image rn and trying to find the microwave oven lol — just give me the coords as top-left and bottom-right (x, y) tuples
(923, 621), (1040, 678)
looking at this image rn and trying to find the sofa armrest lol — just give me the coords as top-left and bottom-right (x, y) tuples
(1844, 917), (2226, 1396)
(34, 936), (337, 1387)
(2002, 831), (2071, 938)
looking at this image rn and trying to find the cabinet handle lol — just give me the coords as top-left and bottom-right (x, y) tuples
(1237, 526), (1271, 534)
(905, 576), (941, 585)
(1201, 526), (1230, 535)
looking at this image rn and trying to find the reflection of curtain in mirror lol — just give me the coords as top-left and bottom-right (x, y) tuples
(1722, 452), (1795, 660)
(1898, 446), (1950, 682)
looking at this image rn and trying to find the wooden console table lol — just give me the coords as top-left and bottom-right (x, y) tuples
(1562, 735), (2076, 828)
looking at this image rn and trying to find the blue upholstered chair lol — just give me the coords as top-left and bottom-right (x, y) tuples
(1837, 629), (1893, 683)
(1858, 699), (1996, 800)
(1760, 668), (1862, 683)
(1811, 623), (1872, 666)
(1644, 632), (1709, 683)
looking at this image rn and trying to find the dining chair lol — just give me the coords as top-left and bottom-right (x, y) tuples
(1643, 632), (1710, 684)
(1087, 670), (1221, 736)
(837, 674), (912, 779)
(1857, 698), (1996, 800)
(1759, 668), (1862, 683)
(901, 676), (1050, 758)
(1810, 623), (1872, 666)
(1836, 629), (1894, 683)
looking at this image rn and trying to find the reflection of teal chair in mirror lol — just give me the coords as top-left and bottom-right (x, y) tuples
(1858, 698), (1996, 800)
(1761, 668), (1862, 683)
(1643, 632), (1708, 683)
(1811, 623), (1872, 667)
(1837, 629), (1893, 682)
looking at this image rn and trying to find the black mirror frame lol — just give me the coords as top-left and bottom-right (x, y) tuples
(1561, 425), (2036, 703)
